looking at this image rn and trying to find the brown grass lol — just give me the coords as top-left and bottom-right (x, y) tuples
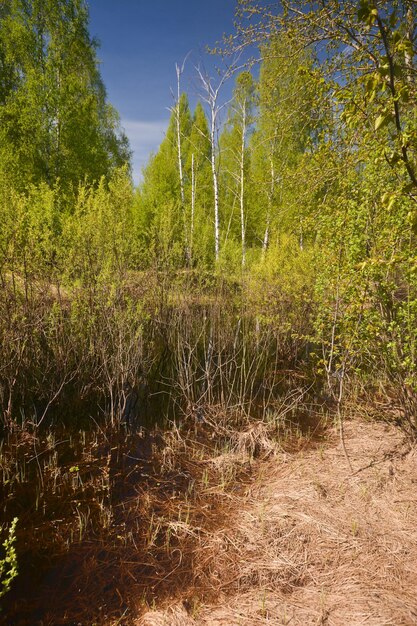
(2, 410), (269, 625)
(3, 408), (416, 626)
(137, 418), (417, 626)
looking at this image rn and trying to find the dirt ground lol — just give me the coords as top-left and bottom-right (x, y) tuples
(137, 418), (417, 626)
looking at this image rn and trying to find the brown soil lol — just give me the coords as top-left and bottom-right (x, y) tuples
(137, 418), (417, 626)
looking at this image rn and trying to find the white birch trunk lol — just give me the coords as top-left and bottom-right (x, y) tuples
(262, 218), (270, 257)
(190, 152), (195, 263)
(405, 4), (415, 85)
(175, 61), (190, 264)
(299, 226), (304, 251)
(211, 115), (220, 261)
(175, 64), (185, 207)
(196, 64), (233, 263)
(240, 102), (247, 268)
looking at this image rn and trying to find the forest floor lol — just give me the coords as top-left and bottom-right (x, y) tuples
(136, 417), (417, 626)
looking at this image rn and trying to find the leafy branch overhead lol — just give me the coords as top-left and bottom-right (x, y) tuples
(236, 0), (417, 189)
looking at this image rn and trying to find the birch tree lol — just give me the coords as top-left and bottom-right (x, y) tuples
(250, 34), (321, 254)
(135, 94), (192, 266)
(196, 64), (233, 262)
(220, 71), (256, 266)
(0, 0), (130, 192)
(186, 102), (212, 264)
(237, 0), (417, 192)
(171, 56), (193, 262)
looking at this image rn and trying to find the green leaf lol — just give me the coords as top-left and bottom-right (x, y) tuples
(358, 0), (371, 22)
(389, 151), (401, 165)
(375, 113), (392, 131)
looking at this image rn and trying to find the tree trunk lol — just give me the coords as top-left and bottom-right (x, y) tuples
(211, 117), (220, 262)
(191, 152), (195, 263)
(240, 102), (246, 268)
(405, 3), (415, 85)
(175, 63), (189, 264)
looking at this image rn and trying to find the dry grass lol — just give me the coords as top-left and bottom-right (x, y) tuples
(1, 410), (266, 625)
(138, 418), (417, 626)
(3, 408), (416, 626)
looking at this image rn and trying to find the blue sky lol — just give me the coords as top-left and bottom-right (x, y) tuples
(88, 0), (240, 184)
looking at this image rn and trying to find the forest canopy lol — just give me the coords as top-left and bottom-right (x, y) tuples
(0, 0), (130, 193)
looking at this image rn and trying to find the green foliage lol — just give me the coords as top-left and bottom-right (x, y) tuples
(135, 96), (215, 268)
(62, 166), (135, 283)
(0, 0), (130, 193)
(2, 0), (417, 436)
(186, 102), (214, 265)
(0, 518), (18, 600)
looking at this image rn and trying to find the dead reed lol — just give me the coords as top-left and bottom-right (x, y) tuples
(1, 397), (319, 625)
